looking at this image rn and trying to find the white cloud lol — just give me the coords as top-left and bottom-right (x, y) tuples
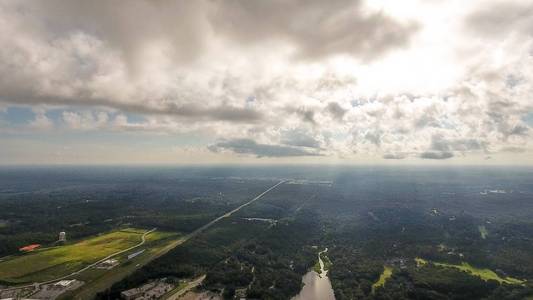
(62, 111), (109, 130)
(28, 108), (53, 130)
(0, 0), (531, 163)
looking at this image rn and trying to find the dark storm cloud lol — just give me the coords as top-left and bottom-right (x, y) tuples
(501, 146), (526, 153)
(383, 153), (406, 160)
(465, 1), (533, 37)
(326, 102), (348, 120)
(419, 151), (454, 160)
(0, 0), (418, 125)
(300, 110), (317, 125)
(284, 107), (318, 125)
(0, 94), (262, 123)
(208, 139), (323, 157)
(430, 135), (485, 152)
(364, 131), (382, 146)
(208, 0), (419, 61)
(31, 1), (210, 70)
(484, 111), (530, 139)
(31, 0), (419, 65)
(281, 130), (321, 148)
(508, 125), (529, 136)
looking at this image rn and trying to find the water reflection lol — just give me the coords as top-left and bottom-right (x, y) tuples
(292, 248), (335, 300)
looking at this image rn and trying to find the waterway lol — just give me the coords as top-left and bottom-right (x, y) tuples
(292, 248), (335, 300)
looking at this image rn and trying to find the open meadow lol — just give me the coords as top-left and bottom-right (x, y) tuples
(0, 228), (163, 284)
(415, 258), (525, 285)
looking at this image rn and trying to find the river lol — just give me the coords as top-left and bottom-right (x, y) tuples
(292, 248), (335, 300)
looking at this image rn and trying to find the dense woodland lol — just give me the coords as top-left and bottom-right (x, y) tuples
(1, 166), (533, 299)
(0, 168), (272, 256)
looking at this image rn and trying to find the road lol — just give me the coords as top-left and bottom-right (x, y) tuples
(64, 228), (156, 277)
(141, 180), (287, 264)
(1, 228), (156, 292)
(164, 275), (206, 300)
(183, 180), (287, 240)
(1, 180), (286, 294)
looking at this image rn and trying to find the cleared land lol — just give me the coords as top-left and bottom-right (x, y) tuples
(0, 228), (167, 284)
(372, 266), (393, 294)
(415, 257), (524, 285)
(61, 233), (183, 300)
(312, 249), (331, 274)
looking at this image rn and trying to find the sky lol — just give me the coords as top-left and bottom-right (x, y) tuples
(0, 0), (532, 165)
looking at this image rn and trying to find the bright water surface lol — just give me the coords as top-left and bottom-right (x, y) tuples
(292, 248), (335, 300)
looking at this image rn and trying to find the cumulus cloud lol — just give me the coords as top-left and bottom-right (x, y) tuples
(429, 134), (485, 153)
(0, 0), (415, 122)
(208, 139), (323, 157)
(419, 151), (454, 160)
(209, 0), (419, 61)
(501, 147), (527, 153)
(62, 111), (109, 130)
(465, 1), (533, 37)
(28, 109), (53, 130)
(281, 130), (322, 149)
(0, 0), (531, 163)
(326, 102), (348, 120)
(383, 153), (407, 160)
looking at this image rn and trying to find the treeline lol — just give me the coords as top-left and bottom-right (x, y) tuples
(325, 207), (533, 299)
(0, 178), (275, 257)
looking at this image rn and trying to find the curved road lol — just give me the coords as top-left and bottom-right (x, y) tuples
(1, 228), (156, 292)
(1, 180), (286, 293)
(61, 228), (156, 278)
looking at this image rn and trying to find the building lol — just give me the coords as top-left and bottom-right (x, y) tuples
(97, 259), (119, 269)
(120, 282), (156, 300)
(120, 280), (174, 300)
(59, 231), (66, 242)
(19, 244), (41, 252)
(127, 249), (145, 260)
(54, 280), (76, 288)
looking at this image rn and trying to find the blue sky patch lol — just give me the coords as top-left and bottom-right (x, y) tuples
(523, 112), (533, 126)
(1, 106), (35, 126)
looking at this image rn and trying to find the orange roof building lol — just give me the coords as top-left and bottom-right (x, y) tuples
(19, 244), (41, 252)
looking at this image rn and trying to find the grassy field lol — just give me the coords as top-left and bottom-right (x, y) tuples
(312, 249), (332, 273)
(372, 266), (393, 294)
(415, 257), (524, 285)
(320, 252), (332, 271)
(60, 234), (184, 300)
(0, 228), (154, 284)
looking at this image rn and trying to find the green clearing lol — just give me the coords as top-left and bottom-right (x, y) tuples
(0, 228), (155, 283)
(60, 235), (184, 300)
(478, 225), (488, 239)
(415, 257), (428, 267)
(313, 260), (321, 273)
(415, 257), (524, 285)
(313, 249), (332, 273)
(320, 252), (332, 271)
(372, 266), (393, 294)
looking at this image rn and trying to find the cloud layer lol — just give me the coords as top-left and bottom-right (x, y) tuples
(0, 0), (531, 162)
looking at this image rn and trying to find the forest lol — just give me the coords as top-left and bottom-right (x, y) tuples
(1, 166), (533, 299)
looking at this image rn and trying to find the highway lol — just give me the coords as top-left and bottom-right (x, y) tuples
(164, 275), (206, 300)
(182, 180), (287, 240)
(0, 180), (286, 294)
